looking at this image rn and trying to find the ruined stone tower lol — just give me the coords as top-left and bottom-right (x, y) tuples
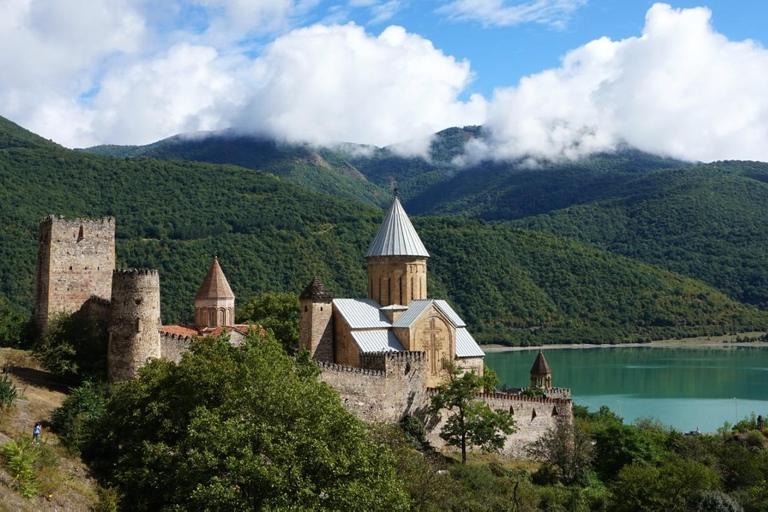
(108, 269), (161, 382)
(299, 277), (334, 362)
(35, 216), (115, 330)
(194, 256), (235, 329)
(366, 197), (429, 307)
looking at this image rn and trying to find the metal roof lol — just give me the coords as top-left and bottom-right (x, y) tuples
(332, 298), (391, 329)
(365, 198), (430, 258)
(352, 330), (405, 353)
(434, 300), (466, 327)
(456, 328), (485, 358)
(392, 300), (433, 328)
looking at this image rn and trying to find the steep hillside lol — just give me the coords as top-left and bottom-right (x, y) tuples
(515, 162), (768, 308)
(86, 132), (390, 208)
(3, 116), (767, 344)
(78, 123), (768, 311)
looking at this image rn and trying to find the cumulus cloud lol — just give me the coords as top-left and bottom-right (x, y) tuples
(234, 24), (486, 154)
(4, 1), (768, 164)
(437, 0), (586, 29)
(466, 3), (768, 163)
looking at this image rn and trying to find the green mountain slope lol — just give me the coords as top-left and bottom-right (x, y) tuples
(4, 115), (767, 344)
(514, 162), (768, 308)
(85, 132), (390, 208)
(79, 125), (768, 311)
(0, 116), (60, 150)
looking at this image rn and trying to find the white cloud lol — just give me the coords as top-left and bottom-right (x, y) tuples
(437, 0), (586, 29)
(466, 3), (768, 164)
(233, 23), (487, 152)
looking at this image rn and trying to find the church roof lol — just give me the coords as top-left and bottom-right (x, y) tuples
(333, 299), (391, 329)
(530, 350), (551, 375)
(300, 276), (332, 301)
(195, 256), (235, 301)
(365, 197), (430, 258)
(352, 330), (405, 353)
(392, 299), (466, 328)
(456, 328), (485, 358)
(332, 298), (484, 358)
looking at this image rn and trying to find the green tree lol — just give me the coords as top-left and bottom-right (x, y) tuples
(0, 299), (33, 349)
(429, 366), (515, 464)
(528, 418), (594, 485)
(237, 292), (300, 352)
(50, 381), (106, 454)
(612, 456), (720, 511)
(32, 312), (108, 380)
(83, 331), (408, 511)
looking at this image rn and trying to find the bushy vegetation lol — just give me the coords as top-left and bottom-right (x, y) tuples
(32, 312), (108, 380)
(61, 332), (408, 511)
(237, 292), (300, 353)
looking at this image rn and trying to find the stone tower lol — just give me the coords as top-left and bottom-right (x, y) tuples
(299, 277), (333, 362)
(366, 197), (429, 307)
(194, 256), (235, 329)
(530, 350), (552, 389)
(108, 269), (162, 382)
(35, 215), (115, 330)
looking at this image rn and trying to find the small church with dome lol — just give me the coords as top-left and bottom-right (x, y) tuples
(299, 196), (486, 387)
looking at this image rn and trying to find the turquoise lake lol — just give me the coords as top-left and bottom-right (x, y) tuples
(484, 346), (768, 432)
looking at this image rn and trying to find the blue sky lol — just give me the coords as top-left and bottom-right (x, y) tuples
(2, 1), (768, 162)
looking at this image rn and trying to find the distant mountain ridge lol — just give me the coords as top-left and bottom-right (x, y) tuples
(83, 128), (768, 309)
(2, 114), (765, 345)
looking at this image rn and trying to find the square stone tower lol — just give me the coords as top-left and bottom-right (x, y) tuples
(35, 215), (116, 330)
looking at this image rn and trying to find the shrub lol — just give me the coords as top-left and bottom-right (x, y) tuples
(50, 381), (106, 454)
(0, 374), (17, 409)
(0, 439), (41, 499)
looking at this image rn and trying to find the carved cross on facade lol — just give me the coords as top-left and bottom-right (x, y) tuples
(422, 317), (444, 375)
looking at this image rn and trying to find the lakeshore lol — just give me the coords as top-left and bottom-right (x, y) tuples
(481, 332), (768, 353)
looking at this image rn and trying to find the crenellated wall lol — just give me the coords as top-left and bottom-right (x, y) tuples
(160, 332), (194, 363)
(425, 391), (573, 459)
(319, 351), (428, 423)
(320, 355), (572, 459)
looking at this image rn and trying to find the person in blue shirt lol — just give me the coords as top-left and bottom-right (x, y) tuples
(33, 422), (41, 444)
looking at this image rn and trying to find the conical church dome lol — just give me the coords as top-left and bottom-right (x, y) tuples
(195, 256), (235, 300)
(365, 197), (429, 258)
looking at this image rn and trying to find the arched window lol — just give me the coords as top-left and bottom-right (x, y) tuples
(218, 308), (225, 325)
(209, 308), (216, 326)
(136, 318), (142, 332)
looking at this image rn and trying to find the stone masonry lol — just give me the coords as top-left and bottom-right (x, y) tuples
(35, 216), (115, 330)
(107, 269), (162, 382)
(321, 350), (573, 459)
(318, 351), (428, 423)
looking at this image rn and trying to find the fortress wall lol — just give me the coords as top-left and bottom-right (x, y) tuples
(35, 216), (115, 330)
(160, 332), (193, 363)
(320, 351), (428, 423)
(425, 392), (573, 459)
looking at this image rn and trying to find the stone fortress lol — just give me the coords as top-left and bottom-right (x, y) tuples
(34, 199), (572, 458)
(34, 215), (257, 382)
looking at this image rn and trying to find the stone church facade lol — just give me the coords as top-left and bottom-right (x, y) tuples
(299, 197), (485, 387)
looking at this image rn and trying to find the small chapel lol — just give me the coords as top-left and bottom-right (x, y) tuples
(299, 196), (485, 387)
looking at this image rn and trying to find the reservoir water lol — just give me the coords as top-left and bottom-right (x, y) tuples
(484, 346), (768, 432)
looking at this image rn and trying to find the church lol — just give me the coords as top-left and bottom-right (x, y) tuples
(299, 196), (485, 387)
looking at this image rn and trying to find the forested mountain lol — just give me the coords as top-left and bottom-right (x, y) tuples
(3, 115), (766, 344)
(513, 162), (768, 307)
(85, 132), (391, 208)
(86, 127), (768, 310)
